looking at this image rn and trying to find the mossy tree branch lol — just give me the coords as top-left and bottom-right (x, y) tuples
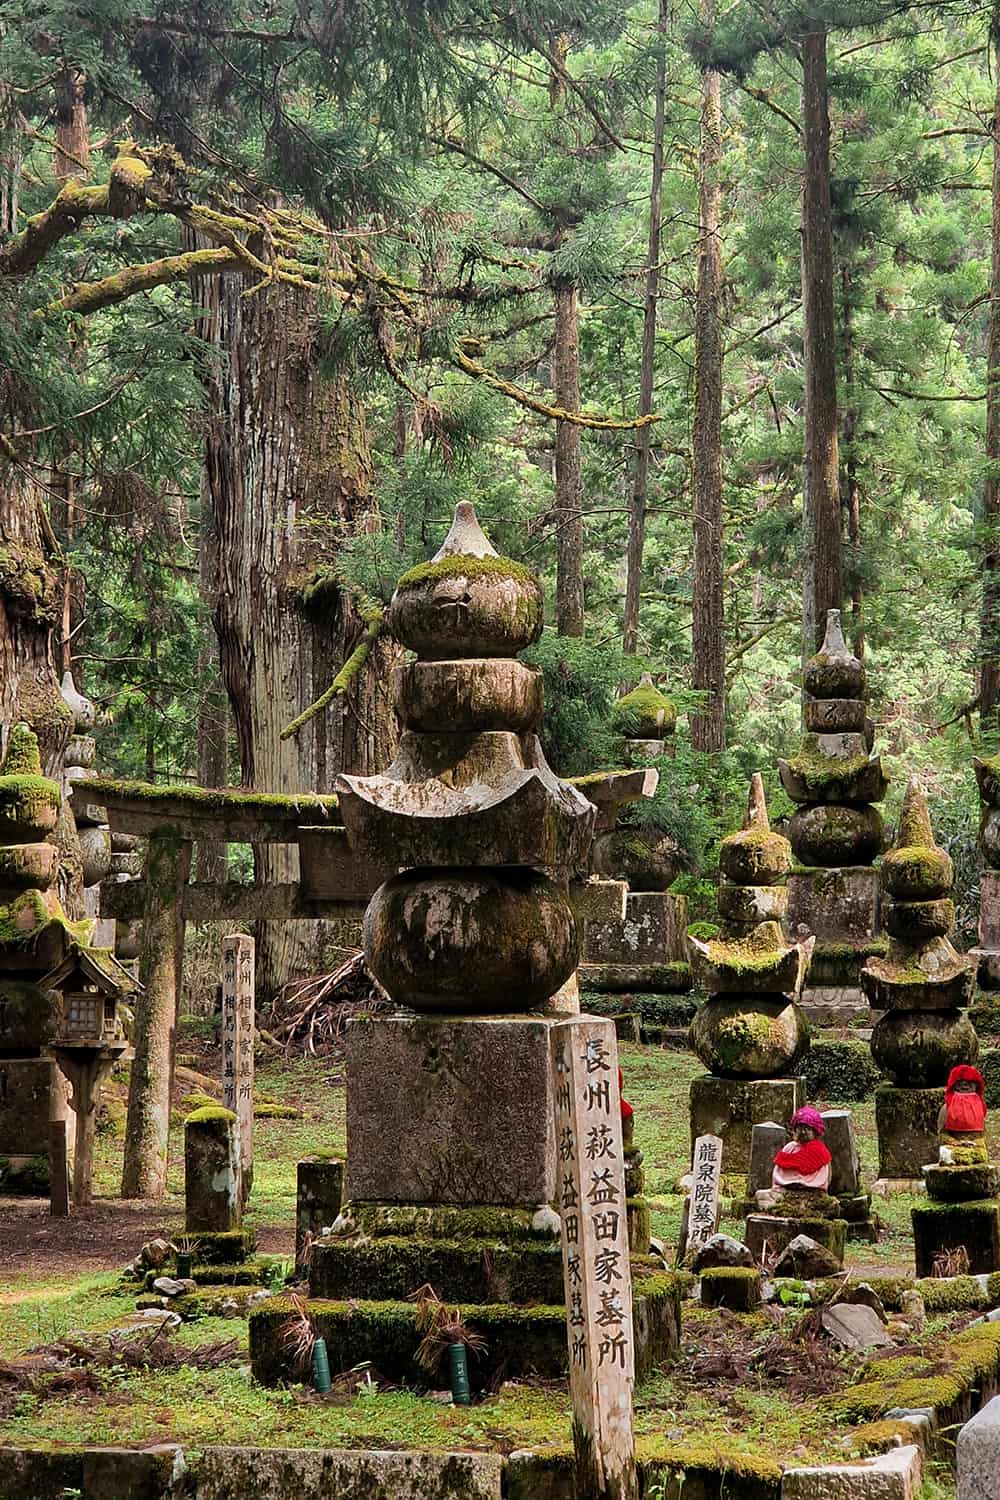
(281, 608), (385, 742)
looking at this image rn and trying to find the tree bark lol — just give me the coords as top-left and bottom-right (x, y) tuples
(799, 25), (842, 663)
(690, 0), (726, 753)
(194, 472), (228, 885)
(197, 268), (395, 998)
(981, 7), (1000, 731)
(554, 279), (585, 636)
(623, 0), (668, 662)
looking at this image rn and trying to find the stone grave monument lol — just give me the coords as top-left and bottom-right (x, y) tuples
(247, 502), (682, 1388)
(779, 609), (888, 1022)
(0, 724), (76, 1192)
(862, 776), (976, 1181)
(687, 775), (813, 1171)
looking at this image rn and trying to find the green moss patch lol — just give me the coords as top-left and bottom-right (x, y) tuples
(395, 552), (538, 591)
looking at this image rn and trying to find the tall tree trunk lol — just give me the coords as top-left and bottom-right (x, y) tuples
(799, 25), (842, 664)
(981, 8), (1000, 732)
(553, 278), (584, 636)
(690, 0), (726, 753)
(194, 473), (228, 885)
(199, 269), (395, 998)
(840, 265), (864, 660)
(623, 0), (668, 661)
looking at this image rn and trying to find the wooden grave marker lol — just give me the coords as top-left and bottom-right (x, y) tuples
(687, 1132), (723, 1250)
(221, 934), (255, 1203)
(551, 1015), (638, 1500)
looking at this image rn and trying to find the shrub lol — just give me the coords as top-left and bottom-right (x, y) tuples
(802, 1040), (881, 1102)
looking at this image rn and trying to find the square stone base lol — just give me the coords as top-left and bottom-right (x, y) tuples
(346, 1013), (562, 1207)
(912, 1201), (1000, 1277)
(876, 1085), (944, 1179)
(0, 1057), (67, 1188)
(251, 1258), (682, 1390)
(785, 867), (880, 945)
(689, 1075), (803, 1174)
(745, 1213), (846, 1267)
(583, 892), (687, 967)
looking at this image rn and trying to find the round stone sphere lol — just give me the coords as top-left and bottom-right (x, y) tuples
(884, 896), (954, 943)
(717, 827), (791, 886)
(364, 868), (578, 1012)
(871, 1008), (978, 1087)
(388, 556), (543, 661)
(881, 843), (953, 901)
(591, 828), (681, 891)
(689, 995), (808, 1079)
(78, 823), (112, 887)
(787, 803), (884, 866)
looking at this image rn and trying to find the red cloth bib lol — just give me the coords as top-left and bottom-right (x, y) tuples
(773, 1139), (832, 1176)
(945, 1093), (986, 1134)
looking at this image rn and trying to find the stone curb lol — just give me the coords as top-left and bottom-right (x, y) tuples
(782, 1444), (921, 1500)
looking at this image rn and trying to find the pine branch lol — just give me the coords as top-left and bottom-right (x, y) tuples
(56, 247), (242, 314)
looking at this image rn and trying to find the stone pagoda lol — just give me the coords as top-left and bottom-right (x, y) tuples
(687, 775), (814, 1172)
(779, 609), (888, 1018)
(862, 777), (976, 1180)
(580, 678), (690, 999)
(249, 502), (681, 1389)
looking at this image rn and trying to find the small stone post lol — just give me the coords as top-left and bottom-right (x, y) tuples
(221, 934), (255, 1204)
(551, 1016), (637, 1500)
(49, 1118), (69, 1217)
(296, 1158), (344, 1273)
(184, 1106), (241, 1232)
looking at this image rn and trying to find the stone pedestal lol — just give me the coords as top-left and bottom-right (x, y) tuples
(580, 891), (690, 994)
(875, 1085), (944, 1179)
(689, 1075), (803, 1174)
(785, 867), (881, 1010)
(296, 1158), (344, 1273)
(183, 1106), (253, 1262)
(744, 1213), (846, 1266)
(973, 870), (1000, 991)
(0, 1056), (67, 1192)
(912, 1201), (1000, 1277)
(345, 1013), (560, 1207)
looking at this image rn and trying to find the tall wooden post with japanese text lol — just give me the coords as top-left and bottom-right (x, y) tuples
(221, 934), (254, 1205)
(551, 1015), (637, 1500)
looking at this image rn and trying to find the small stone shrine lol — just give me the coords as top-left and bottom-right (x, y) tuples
(912, 1064), (1000, 1277)
(0, 724), (76, 1192)
(746, 1107), (875, 1243)
(612, 673), (676, 766)
(972, 755), (1000, 998)
(862, 776), (976, 1181)
(687, 774), (813, 1171)
(247, 502), (682, 1388)
(780, 609), (888, 1018)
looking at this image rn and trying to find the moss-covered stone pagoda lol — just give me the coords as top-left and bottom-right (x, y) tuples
(862, 776), (975, 1180)
(687, 774), (814, 1171)
(779, 608), (888, 1019)
(249, 502), (682, 1389)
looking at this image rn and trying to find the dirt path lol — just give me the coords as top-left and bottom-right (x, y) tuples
(0, 1198), (293, 1278)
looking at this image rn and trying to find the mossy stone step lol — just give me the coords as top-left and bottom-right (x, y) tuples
(700, 1267), (762, 1312)
(308, 1235), (563, 1304)
(251, 1266), (684, 1389)
(924, 1163), (1000, 1203)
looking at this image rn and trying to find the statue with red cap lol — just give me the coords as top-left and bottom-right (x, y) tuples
(938, 1064), (988, 1164)
(771, 1107), (832, 1193)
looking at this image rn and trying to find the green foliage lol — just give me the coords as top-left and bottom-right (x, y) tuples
(802, 1041), (882, 1103)
(522, 633), (645, 775)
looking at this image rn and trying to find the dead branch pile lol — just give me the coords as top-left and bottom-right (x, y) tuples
(267, 951), (390, 1056)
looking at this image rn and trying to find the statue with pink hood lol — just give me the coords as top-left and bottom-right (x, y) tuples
(771, 1106), (833, 1192)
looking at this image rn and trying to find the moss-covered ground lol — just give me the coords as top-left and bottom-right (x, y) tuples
(0, 1029), (987, 1479)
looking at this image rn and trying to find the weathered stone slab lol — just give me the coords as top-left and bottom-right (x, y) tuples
(689, 1075), (803, 1173)
(193, 1447), (503, 1500)
(584, 891), (687, 966)
(958, 1393), (1000, 1500)
(980, 871), (1000, 949)
(785, 866), (880, 943)
(749, 1122), (788, 1195)
(220, 934), (254, 1203)
(346, 1014), (559, 1206)
(184, 1107), (241, 1233)
(876, 1085), (943, 1179)
(821, 1303), (893, 1351)
(0, 1056), (59, 1159)
(823, 1109), (861, 1196)
(783, 1445), (921, 1500)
